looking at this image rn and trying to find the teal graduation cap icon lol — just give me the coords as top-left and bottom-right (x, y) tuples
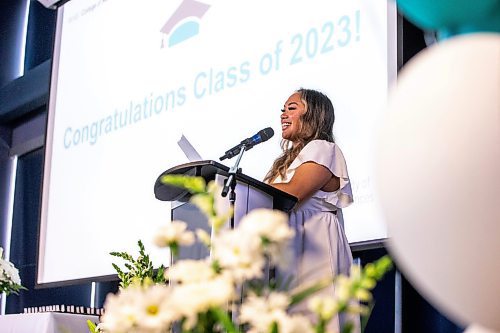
(160, 0), (211, 48)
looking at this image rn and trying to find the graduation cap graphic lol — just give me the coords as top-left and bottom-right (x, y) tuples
(160, 0), (211, 48)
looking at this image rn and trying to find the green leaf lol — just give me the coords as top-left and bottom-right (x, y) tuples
(161, 174), (206, 194)
(361, 301), (375, 332)
(373, 255), (393, 279)
(210, 308), (239, 333)
(170, 243), (179, 257)
(155, 266), (166, 283)
(315, 319), (326, 333)
(86, 320), (98, 333)
(270, 321), (278, 333)
(111, 263), (124, 276)
(109, 240), (166, 287)
(190, 193), (216, 217)
(341, 321), (354, 333)
(290, 280), (329, 306)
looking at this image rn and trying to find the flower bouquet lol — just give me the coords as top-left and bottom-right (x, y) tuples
(0, 247), (25, 296)
(93, 175), (392, 333)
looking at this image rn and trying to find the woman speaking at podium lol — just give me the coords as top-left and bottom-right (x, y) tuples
(265, 88), (356, 331)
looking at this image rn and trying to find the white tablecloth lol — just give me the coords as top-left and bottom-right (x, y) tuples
(0, 313), (98, 333)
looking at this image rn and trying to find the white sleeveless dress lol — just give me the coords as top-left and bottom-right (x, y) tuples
(272, 139), (357, 331)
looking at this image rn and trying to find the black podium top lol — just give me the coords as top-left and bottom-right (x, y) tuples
(154, 160), (297, 212)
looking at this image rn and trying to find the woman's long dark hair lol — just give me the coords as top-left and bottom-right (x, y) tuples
(264, 88), (335, 183)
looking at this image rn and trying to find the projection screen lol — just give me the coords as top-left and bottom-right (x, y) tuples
(39, 0), (398, 286)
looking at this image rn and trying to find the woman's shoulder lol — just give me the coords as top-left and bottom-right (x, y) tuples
(304, 139), (336, 149)
(294, 139), (347, 171)
(301, 139), (339, 154)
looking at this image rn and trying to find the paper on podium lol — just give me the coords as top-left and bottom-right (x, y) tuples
(178, 134), (203, 162)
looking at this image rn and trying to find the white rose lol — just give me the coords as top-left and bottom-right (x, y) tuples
(0, 259), (21, 285)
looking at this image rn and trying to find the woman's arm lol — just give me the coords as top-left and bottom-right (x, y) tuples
(270, 161), (340, 202)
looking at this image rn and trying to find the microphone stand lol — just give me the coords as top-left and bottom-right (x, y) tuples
(221, 144), (246, 229)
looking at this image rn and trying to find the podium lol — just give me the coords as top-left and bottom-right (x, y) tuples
(154, 160), (297, 260)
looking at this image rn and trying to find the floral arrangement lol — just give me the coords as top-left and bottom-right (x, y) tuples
(93, 175), (392, 333)
(110, 240), (167, 289)
(0, 247), (25, 296)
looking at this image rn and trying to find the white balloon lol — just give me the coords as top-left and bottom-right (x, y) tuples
(375, 33), (500, 330)
(465, 325), (499, 333)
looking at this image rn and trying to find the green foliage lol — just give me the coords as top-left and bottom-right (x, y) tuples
(363, 255), (392, 281)
(0, 280), (26, 296)
(162, 175), (233, 232)
(289, 279), (331, 306)
(161, 174), (206, 194)
(210, 308), (237, 333)
(110, 240), (166, 289)
(87, 320), (99, 333)
(341, 321), (355, 333)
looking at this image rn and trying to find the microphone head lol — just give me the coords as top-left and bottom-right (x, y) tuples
(259, 127), (274, 142)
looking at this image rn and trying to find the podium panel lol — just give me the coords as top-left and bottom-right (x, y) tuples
(172, 201), (211, 261)
(155, 160), (297, 261)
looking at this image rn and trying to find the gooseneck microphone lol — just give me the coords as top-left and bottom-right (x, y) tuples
(219, 127), (274, 161)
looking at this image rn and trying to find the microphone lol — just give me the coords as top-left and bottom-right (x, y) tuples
(219, 127), (274, 161)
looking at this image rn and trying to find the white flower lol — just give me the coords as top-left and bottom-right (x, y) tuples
(135, 285), (180, 332)
(170, 275), (235, 329)
(0, 247), (22, 287)
(308, 295), (340, 320)
(334, 275), (355, 304)
(240, 292), (290, 332)
(190, 194), (214, 219)
(166, 259), (216, 284)
(276, 313), (314, 333)
(153, 221), (195, 248)
(3, 262), (21, 285)
(0, 261), (7, 282)
(99, 287), (142, 332)
(211, 228), (265, 282)
(238, 209), (294, 267)
(241, 292), (313, 333)
(239, 209), (293, 244)
(100, 284), (178, 333)
(195, 228), (211, 247)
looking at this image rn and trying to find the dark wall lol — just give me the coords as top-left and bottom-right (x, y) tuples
(352, 247), (396, 333)
(401, 16), (428, 64)
(0, 1), (55, 123)
(0, 125), (13, 248)
(6, 148), (92, 313)
(401, 277), (464, 333)
(0, 0), (28, 88)
(24, 1), (56, 71)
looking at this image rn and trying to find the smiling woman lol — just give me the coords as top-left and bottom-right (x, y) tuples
(265, 88), (356, 332)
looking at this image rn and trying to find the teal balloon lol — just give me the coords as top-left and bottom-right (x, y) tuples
(396, 0), (500, 39)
